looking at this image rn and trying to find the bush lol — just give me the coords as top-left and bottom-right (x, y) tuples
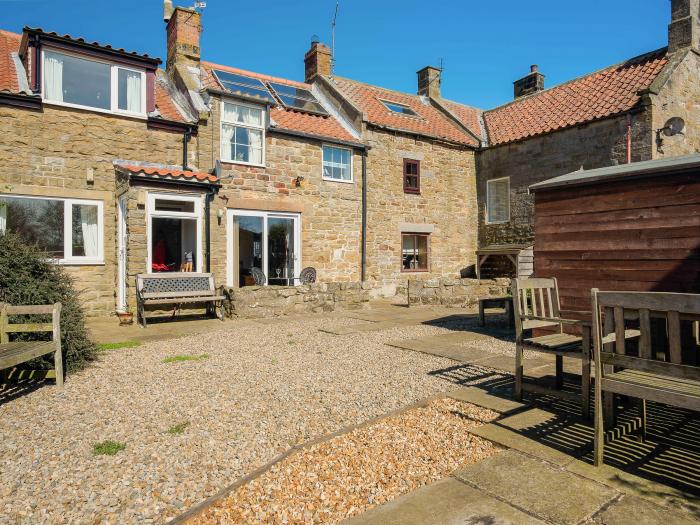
(0, 232), (98, 372)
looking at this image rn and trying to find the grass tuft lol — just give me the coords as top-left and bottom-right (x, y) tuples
(162, 354), (209, 364)
(98, 341), (141, 351)
(167, 421), (190, 435)
(92, 440), (126, 456)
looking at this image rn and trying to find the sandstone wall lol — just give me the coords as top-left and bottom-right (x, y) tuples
(407, 277), (510, 307)
(0, 104), (189, 316)
(363, 127), (478, 288)
(475, 113), (653, 248)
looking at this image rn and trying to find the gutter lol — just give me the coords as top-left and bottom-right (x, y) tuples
(367, 122), (477, 149)
(268, 127), (365, 149)
(0, 92), (42, 110)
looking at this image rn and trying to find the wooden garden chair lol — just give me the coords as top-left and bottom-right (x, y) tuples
(592, 289), (700, 467)
(512, 277), (591, 416)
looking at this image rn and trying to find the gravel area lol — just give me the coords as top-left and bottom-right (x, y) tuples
(0, 313), (482, 524)
(192, 398), (499, 525)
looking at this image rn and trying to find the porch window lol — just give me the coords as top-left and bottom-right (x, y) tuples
(486, 177), (510, 224)
(0, 195), (103, 264)
(401, 233), (429, 272)
(148, 194), (201, 273)
(221, 101), (265, 166)
(43, 49), (145, 116)
(404, 159), (420, 194)
(322, 145), (353, 182)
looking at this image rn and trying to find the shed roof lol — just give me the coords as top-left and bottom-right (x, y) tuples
(530, 154), (700, 192)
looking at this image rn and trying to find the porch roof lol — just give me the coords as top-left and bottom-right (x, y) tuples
(114, 161), (219, 184)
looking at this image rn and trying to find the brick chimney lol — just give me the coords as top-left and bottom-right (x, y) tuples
(513, 65), (545, 99)
(166, 5), (201, 75)
(304, 40), (331, 82)
(669, 0), (700, 53)
(417, 66), (441, 98)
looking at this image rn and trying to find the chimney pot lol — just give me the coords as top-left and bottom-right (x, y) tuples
(164, 0), (174, 22)
(304, 41), (331, 82)
(530, 64), (538, 73)
(416, 65), (441, 99)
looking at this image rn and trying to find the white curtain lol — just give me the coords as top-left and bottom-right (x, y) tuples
(80, 205), (99, 257)
(125, 71), (142, 113)
(249, 130), (263, 164)
(44, 54), (64, 102)
(221, 124), (235, 160)
(223, 102), (262, 126)
(0, 200), (6, 234)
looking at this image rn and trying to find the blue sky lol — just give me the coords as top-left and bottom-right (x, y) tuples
(1, 0), (668, 108)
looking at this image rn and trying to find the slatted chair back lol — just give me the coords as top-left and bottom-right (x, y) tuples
(511, 277), (562, 338)
(137, 273), (215, 299)
(591, 289), (700, 381)
(0, 303), (61, 342)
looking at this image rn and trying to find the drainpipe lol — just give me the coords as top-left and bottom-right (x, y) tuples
(626, 113), (632, 164)
(182, 126), (194, 171)
(31, 33), (41, 93)
(361, 149), (368, 282)
(204, 186), (214, 273)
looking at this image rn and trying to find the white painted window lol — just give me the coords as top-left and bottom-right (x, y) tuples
(322, 145), (353, 182)
(147, 193), (202, 273)
(0, 194), (104, 264)
(220, 101), (265, 166)
(42, 49), (146, 116)
(486, 177), (510, 224)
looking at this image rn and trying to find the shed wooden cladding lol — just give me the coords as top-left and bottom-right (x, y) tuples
(533, 171), (700, 317)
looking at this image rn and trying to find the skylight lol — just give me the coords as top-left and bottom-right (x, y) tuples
(381, 100), (418, 117)
(212, 70), (275, 103)
(268, 82), (328, 115)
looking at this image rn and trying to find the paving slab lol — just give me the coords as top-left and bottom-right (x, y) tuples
(341, 477), (547, 525)
(447, 386), (526, 414)
(455, 450), (618, 524)
(567, 459), (700, 518)
(385, 339), (490, 362)
(593, 493), (700, 525)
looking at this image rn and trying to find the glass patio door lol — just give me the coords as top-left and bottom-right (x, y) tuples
(228, 210), (300, 287)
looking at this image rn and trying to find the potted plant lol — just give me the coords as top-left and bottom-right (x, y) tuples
(117, 311), (134, 325)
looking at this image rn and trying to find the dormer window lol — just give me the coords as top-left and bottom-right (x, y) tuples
(42, 49), (145, 116)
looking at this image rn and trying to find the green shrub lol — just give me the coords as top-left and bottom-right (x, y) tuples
(0, 232), (98, 372)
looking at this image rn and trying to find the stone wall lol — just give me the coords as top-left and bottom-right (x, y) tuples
(407, 277), (510, 307)
(223, 281), (384, 318)
(0, 104), (189, 316)
(198, 95), (364, 288)
(475, 113), (653, 247)
(363, 127), (479, 287)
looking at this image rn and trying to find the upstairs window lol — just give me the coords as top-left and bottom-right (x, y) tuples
(486, 177), (510, 224)
(43, 49), (145, 116)
(322, 145), (352, 182)
(403, 159), (420, 194)
(221, 101), (265, 166)
(381, 99), (418, 117)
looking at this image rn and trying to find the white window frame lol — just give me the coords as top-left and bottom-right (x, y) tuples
(0, 194), (104, 265)
(41, 47), (147, 118)
(146, 193), (203, 274)
(220, 99), (266, 167)
(321, 144), (354, 184)
(485, 177), (511, 224)
(226, 209), (301, 288)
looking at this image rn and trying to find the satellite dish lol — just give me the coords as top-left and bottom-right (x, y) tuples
(663, 117), (685, 137)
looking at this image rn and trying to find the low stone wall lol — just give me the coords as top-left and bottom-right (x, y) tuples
(407, 278), (511, 307)
(223, 281), (384, 319)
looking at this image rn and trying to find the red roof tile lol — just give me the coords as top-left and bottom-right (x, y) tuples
(329, 77), (478, 146)
(435, 98), (484, 142)
(0, 29), (22, 93)
(154, 70), (188, 123)
(115, 162), (218, 183)
(201, 62), (357, 143)
(483, 49), (668, 146)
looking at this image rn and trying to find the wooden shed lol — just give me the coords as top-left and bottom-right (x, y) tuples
(530, 154), (700, 318)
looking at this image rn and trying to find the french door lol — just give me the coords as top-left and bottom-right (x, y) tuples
(227, 210), (300, 287)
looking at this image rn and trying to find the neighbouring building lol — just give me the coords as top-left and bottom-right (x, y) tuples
(2, 0), (700, 316)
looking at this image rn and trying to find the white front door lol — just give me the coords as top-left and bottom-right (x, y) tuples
(117, 195), (128, 312)
(227, 210), (301, 287)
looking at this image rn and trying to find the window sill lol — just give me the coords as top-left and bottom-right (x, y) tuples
(220, 159), (266, 169)
(404, 190), (421, 195)
(485, 220), (510, 225)
(42, 99), (147, 120)
(401, 269), (429, 273)
(322, 176), (354, 184)
(55, 260), (105, 266)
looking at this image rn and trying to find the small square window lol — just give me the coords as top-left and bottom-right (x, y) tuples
(401, 233), (429, 271)
(322, 145), (353, 182)
(403, 159), (420, 194)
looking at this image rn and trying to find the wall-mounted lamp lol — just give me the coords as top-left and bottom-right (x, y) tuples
(295, 176), (305, 188)
(217, 208), (224, 225)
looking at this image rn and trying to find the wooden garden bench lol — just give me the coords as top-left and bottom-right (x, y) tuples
(592, 289), (700, 467)
(0, 303), (63, 388)
(136, 273), (226, 327)
(512, 277), (592, 416)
